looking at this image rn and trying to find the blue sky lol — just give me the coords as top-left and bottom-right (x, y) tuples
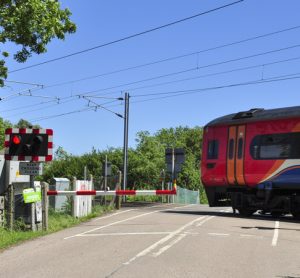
(2, 0), (300, 154)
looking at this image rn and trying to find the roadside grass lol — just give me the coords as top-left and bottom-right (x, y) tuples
(0, 205), (113, 250)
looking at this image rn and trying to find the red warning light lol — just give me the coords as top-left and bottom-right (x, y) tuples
(12, 135), (21, 145)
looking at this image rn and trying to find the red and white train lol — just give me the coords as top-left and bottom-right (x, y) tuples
(201, 106), (300, 218)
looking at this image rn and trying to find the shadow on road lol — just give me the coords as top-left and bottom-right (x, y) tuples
(161, 208), (300, 225)
(240, 226), (300, 232)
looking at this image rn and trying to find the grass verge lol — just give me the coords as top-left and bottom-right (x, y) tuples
(0, 205), (114, 250)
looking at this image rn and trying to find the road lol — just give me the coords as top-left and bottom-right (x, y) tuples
(0, 203), (300, 278)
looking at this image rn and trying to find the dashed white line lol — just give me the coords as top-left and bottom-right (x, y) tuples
(196, 215), (215, 227)
(76, 232), (172, 237)
(271, 221), (280, 247)
(123, 215), (209, 265)
(90, 209), (137, 222)
(208, 232), (230, 237)
(152, 233), (187, 257)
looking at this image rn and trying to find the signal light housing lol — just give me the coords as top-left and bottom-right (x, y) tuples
(4, 128), (53, 161)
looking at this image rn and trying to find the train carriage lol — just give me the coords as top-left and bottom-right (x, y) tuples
(201, 106), (300, 218)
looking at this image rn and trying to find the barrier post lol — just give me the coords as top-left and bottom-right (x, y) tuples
(42, 182), (49, 231)
(115, 171), (122, 209)
(7, 184), (14, 231)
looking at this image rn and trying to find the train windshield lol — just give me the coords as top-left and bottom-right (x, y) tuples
(250, 132), (300, 159)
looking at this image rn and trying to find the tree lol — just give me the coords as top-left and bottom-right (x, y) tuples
(0, 0), (76, 85)
(0, 117), (12, 148)
(15, 118), (40, 128)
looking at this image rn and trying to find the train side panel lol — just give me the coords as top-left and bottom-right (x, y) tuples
(201, 125), (228, 206)
(244, 118), (300, 187)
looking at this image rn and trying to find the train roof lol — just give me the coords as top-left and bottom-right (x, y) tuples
(205, 106), (300, 127)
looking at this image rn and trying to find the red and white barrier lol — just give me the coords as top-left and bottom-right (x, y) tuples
(47, 188), (177, 196)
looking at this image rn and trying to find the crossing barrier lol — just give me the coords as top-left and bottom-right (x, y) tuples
(47, 187), (177, 196)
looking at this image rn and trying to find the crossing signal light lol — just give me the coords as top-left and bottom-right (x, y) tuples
(9, 134), (47, 156)
(4, 128), (53, 161)
(12, 135), (21, 145)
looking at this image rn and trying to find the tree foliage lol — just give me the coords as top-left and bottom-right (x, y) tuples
(41, 126), (205, 201)
(0, 0), (76, 85)
(0, 117), (12, 148)
(15, 118), (40, 128)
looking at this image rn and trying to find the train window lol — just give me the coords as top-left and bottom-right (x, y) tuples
(207, 140), (219, 159)
(228, 139), (234, 159)
(250, 132), (300, 159)
(237, 138), (243, 159)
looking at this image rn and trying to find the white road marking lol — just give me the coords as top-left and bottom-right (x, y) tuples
(77, 232), (172, 237)
(152, 233), (187, 257)
(240, 234), (263, 239)
(208, 232), (230, 237)
(271, 221), (280, 247)
(123, 215), (215, 265)
(196, 215), (215, 227)
(64, 204), (191, 240)
(90, 209), (137, 222)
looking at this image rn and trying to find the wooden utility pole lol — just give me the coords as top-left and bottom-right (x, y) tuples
(42, 182), (49, 231)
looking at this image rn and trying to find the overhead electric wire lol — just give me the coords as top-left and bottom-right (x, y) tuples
(29, 98), (123, 122)
(5, 80), (44, 87)
(4, 52), (300, 115)
(5, 22), (300, 100)
(29, 107), (94, 122)
(78, 43), (300, 97)
(130, 72), (300, 100)
(27, 72), (300, 122)
(77, 68), (197, 96)
(0, 85), (43, 101)
(9, 0), (243, 74)
(103, 55), (300, 94)
(6, 97), (77, 117)
(22, 24), (300, 92)
(0, 97), (72, 113)
(82, 97), (123, 118)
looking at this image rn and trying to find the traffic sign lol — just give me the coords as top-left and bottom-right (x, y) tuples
(22, 188), (41, 203)
(19, 162), (43, 176)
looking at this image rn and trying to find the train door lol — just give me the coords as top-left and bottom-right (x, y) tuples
(227, 125), (246, 185)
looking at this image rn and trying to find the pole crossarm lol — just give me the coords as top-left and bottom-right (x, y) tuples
(47, 188), (177, 196)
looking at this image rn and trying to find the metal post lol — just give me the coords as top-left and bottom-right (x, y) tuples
(84, 166), (87, 181)
(104, 155), (107, 205)
(161, 169), (165, 203)
(72, 177), (77, 217)
(172, 148), (175, 184)
(115, 171), (122, 209)
(104, 155), (108, 191)
(30, 174), (36, 231)
(170, 149), (175, 203)
(123, 92), (130, 201)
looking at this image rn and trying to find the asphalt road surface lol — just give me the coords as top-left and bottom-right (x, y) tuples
(0, 203), (300, 278)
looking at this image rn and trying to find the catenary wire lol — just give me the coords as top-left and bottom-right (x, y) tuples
(3, 53), (300, 115)
(19, 24), (300, 93)
(130, 73), (300, 100)
(77, 43), (300, 97)
(27, 73), (300, 122)
(88, 55), (300, 96)
(9, 0), (243, 73)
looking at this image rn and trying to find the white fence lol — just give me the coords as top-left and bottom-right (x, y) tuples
(73, 180), (93, 217)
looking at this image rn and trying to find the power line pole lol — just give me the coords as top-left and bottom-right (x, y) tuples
(122, 93), (130, 200)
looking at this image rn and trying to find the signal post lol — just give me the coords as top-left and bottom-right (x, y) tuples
(4, 128), (53, 231)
